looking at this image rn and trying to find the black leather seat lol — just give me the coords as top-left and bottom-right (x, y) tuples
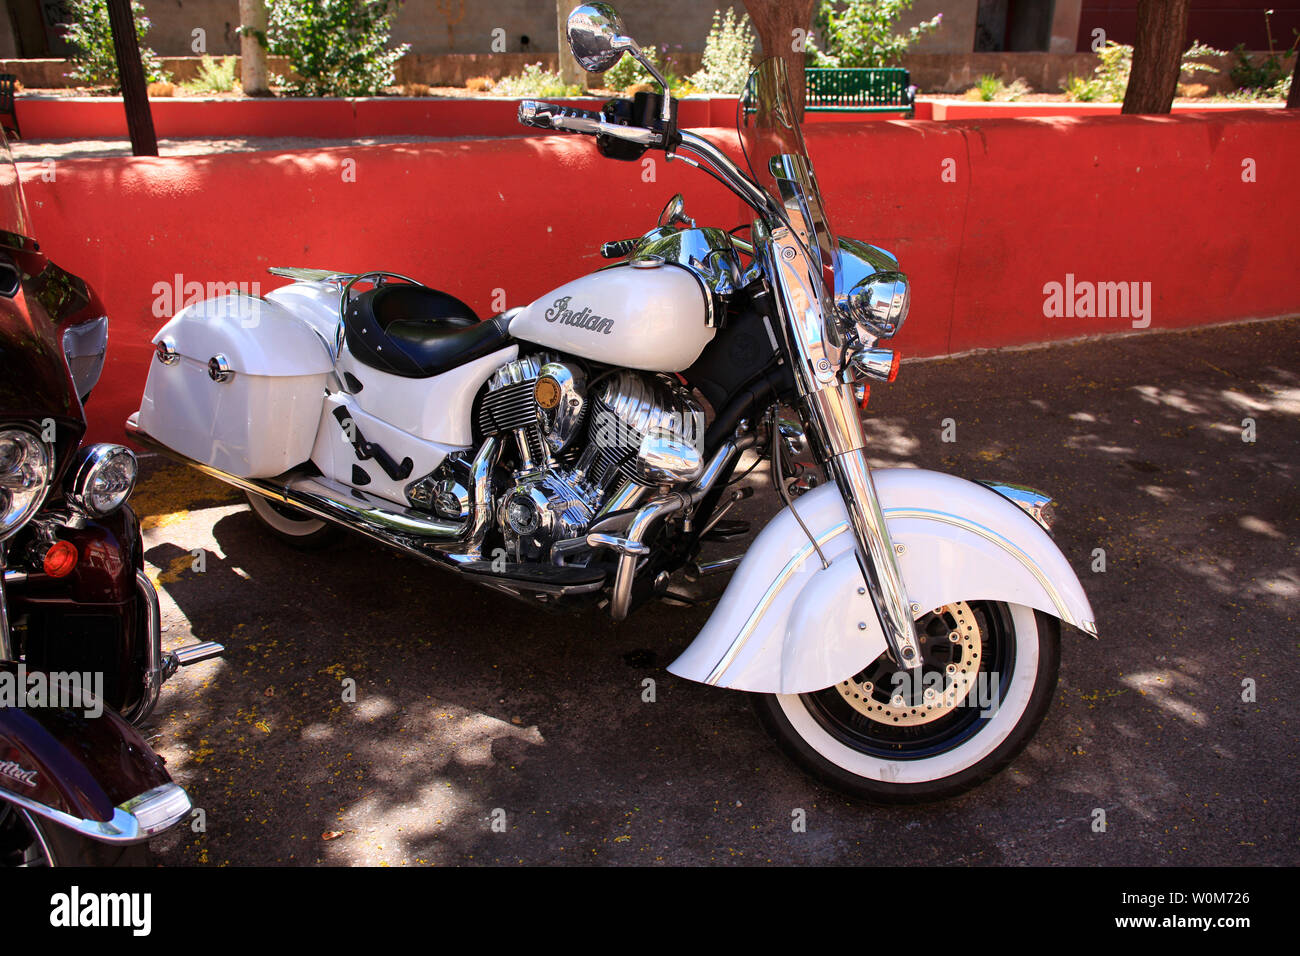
(343, 284), (513, 378)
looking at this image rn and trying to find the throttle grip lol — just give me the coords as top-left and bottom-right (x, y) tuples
(518, 100), (604, 132)
(600, 237), (640, 259)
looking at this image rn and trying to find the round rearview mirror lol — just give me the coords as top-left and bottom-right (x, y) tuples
(658, 193), (692, 229)
(567, 3), (630, 74)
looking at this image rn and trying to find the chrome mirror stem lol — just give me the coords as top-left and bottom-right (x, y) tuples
(613, 35), (673, 123)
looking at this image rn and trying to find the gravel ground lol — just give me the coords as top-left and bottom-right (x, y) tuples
(131, 316), (1299, 866)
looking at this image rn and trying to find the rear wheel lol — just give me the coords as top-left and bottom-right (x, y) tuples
(245, 491), (341, 551)
(752, 601), (1059, 804)
(0, 803), (149, 867)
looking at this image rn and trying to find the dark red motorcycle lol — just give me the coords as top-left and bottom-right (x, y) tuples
(0, 132), (221, 865)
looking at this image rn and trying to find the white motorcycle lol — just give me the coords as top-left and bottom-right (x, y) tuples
(128, 3), (1097, 803)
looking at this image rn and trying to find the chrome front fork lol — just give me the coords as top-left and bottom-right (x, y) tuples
(806, 382), (923, 673)
(762, 222), (922, 673)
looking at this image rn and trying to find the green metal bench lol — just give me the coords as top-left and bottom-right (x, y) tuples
(0, 74), (19, 140)
(805, 68), (915, 117)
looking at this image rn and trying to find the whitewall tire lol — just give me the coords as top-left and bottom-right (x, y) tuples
(753, 602), (1060, 803)
(244, 491), (341, 551)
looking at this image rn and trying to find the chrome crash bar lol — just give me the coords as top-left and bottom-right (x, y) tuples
(123, 571), (224, 725)
(590, 434), (754, 621)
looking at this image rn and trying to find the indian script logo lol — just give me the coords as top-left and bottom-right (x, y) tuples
(544, 296), (614, 335)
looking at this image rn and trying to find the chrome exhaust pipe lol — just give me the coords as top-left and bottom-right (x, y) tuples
(462, 436), (499, 560)
(282, 476), (464, 540)
(124, 415), (493, 564)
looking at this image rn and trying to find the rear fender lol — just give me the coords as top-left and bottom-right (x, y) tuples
(0, 696), (187, 843)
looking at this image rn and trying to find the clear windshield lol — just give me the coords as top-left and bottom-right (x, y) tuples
(738, 57), (838, 300)
(0, 129), (33, 248)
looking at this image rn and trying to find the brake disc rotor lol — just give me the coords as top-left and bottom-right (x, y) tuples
(835, 601), (983, 726)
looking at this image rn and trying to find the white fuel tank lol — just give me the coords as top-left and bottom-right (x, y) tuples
(509, 263), (714, 372)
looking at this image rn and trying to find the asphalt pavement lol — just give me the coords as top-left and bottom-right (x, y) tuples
(133, 316), (1299, 866)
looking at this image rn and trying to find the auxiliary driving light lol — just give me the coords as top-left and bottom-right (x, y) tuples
(67, 444), (138, 517)
(851, 347), (901, 383)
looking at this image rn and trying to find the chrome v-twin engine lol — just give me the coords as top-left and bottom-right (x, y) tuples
(470, 354), (705, 561)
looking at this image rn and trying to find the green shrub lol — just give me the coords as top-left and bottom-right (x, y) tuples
(603, 46), (695, 95)
(1277, 69), (1294, 100)
(810, 0), (942, 69)
(1229, 44), (1298, 91)
(1064, 41), (1132, 101)
(268, 0), (409, 97)
(60, 0), (170, 90)
(975, 74), (1000, 101)
(603, 48), (648, 92)
(1062, 74), (1098, 101)
(1065, 39), (1226, 102)
(493, 63), (584, 98)
(183, 54), (238, 94)
(1181, 39), (1228, 79)
(689, 8), (756, 94)
(1210, 70), (1291, 102)
(1228, 8), (1299, 92)
(973, 74), (1030, 102)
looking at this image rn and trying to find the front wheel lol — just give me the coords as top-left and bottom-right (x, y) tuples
(752, 601), (1060, 804)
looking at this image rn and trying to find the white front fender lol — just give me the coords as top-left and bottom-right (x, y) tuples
(667, 469), (1097, 694)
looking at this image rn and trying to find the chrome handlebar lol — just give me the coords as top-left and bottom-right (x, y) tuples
(516, 102), (779, 225)
(672, 131), (782, 222)
(517, 100), (663, 146)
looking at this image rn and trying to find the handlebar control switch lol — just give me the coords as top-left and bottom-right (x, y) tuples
(597, 97), (652, 161)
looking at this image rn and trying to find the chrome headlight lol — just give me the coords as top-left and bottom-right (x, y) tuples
(0, 428), (52, 542)
(834, 237), (911, 342)
(67, 443), (137, 517)
(62, 315), (109, 401)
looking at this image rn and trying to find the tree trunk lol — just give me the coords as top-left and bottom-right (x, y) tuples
(1288, 52), (1299, 108)
(556, 0), (585, 88)
(240, 0), (269, 97)
(105, 0), (156, 156)
(1122, 0), (1189, 114)
(742, 0), (818, 116)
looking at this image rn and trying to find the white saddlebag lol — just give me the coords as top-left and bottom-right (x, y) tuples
(138, 293), (333, 478)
